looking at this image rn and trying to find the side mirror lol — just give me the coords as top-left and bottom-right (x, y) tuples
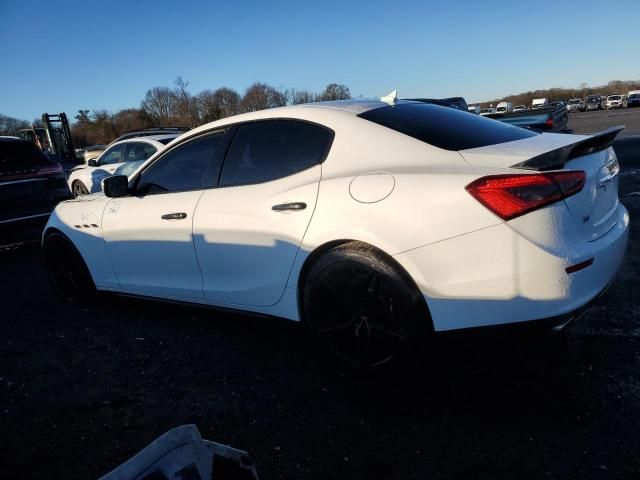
(103, 175), (129, 198)
(88, 159), (97, 167)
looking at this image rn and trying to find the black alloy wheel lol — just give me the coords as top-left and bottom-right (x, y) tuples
(44, 232), (95, 302)
(303, 242), (427, 369)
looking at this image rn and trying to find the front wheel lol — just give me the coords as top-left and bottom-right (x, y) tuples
(303, 242), (428, 369)
(44, 231), (95, 302)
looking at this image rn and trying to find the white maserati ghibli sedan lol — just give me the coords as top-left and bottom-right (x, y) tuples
(43, 98), (629, 367)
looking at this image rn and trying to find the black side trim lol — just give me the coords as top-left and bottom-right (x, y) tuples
(511, 126), (624, 171)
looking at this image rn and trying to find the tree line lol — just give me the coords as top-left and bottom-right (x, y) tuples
(0, 79), (351, 146)
(478, 79), (640, 108)
(72, 79), (350, 146)
(3, 78), (639, 144)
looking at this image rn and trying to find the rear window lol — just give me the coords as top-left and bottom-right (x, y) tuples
(0, 140), (50, 176)
(358, 102), (537, 151)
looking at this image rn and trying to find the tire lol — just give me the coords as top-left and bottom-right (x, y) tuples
(302, 241), (428, 369)
(44, 231), (95, 303)
(72, 181), (89, 197)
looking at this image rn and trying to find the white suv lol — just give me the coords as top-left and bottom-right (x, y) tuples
(68, 134), (179, 197)
(605, 95), (624, 110)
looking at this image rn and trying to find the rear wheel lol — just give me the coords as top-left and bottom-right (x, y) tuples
(72, 181), (89, 197)
(303, 242), (428, 369)
(44, 231), (95, 302)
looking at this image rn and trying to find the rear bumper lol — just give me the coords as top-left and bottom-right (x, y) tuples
(394, 204), (629, 332)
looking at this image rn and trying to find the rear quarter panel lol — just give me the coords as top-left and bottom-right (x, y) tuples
(288, 116), (504, 287)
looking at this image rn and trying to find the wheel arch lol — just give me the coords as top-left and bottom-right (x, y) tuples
(296, 239), (434, 332)
(71, 178), (89, 195)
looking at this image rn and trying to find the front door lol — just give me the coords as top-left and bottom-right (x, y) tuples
(102, 131), (231, 299)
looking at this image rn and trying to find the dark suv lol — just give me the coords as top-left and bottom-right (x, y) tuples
(0, 138), (71, 243)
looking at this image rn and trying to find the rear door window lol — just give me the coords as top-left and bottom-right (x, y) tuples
(358, 102), (538, 151)
(123, 142), (156, 162)
(219, 120), (332, 187)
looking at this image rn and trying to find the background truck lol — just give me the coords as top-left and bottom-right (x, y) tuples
(531, 98), (548, 109)
(16, 113), (81, 171)
(496, 102), (514, 113)
(484, 103), (569, 132)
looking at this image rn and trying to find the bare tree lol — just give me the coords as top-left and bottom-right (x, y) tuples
(0, 113), (29, 135)
(141, 87), (178, 126)
(318, 83), (351, 101)
(75, 110), (91, 123)
(197, 87), (241, 123)
(113, 108), (153, 133)
(173, 77), (199, 126)
(284, 88), (317, 105)
(240, 82), (287, 112)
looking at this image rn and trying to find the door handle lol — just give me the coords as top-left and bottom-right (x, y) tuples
(272, 202), (307, 212)
(161, 212), (187, 220)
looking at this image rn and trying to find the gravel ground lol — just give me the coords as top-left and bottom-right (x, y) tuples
(1, 117), (639, 479)
(569, 107), (640, 137)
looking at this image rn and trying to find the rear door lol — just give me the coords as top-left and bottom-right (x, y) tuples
(193, 119), (333, 307)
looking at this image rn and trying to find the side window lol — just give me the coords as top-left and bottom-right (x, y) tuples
(219, 120), (332, 187)
(136, 131), (227, 194)
(98, 144), (125, 165)
(123, 143), (156, 162)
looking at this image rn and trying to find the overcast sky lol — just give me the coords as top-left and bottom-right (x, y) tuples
(1, 0), (638, 120)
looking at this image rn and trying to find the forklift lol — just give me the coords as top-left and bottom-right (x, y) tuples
(17, 113), (81, 170)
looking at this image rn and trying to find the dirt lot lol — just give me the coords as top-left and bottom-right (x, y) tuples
(1, 113), (640, 479)
(569, 107), (640, 137)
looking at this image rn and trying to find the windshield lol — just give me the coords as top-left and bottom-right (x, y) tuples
(569, 99), (581, 104)
(629, 94), (640, 99)
(608, 96), (622, 101)
(358, 102), (537, 151)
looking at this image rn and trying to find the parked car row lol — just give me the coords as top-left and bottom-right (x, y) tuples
(470, 90), (640, 116)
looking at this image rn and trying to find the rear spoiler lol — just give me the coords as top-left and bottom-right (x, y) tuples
(511, 126), (624, 171)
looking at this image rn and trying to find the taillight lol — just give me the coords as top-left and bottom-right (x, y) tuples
(466, 171), (586, 220)
(36, 163), (63, 177)
(545, 118), (554, 129)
